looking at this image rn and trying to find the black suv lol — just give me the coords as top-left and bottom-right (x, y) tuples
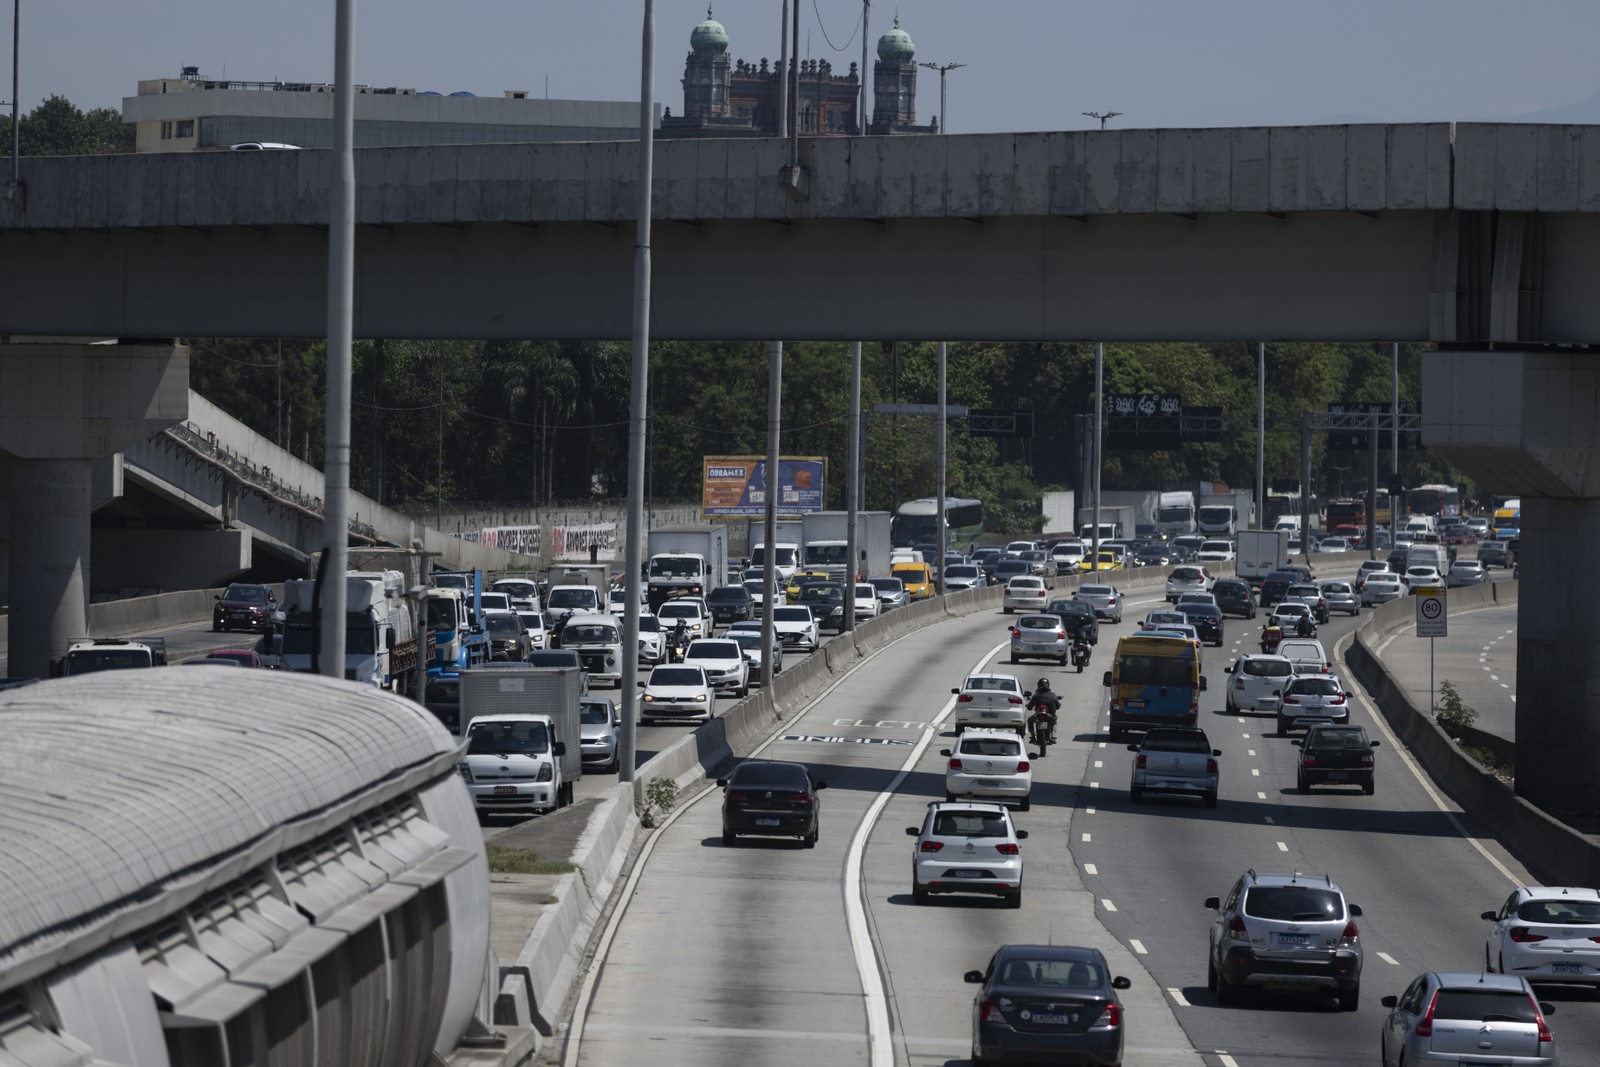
(213, 583), (277, 633)
(1257, 575), (1295, 609)
(1212, 578), (1257, 619)
(1044, 598), (1100, 646)
(1295, 724), (1379, 794)
(1176, 602), (1225, 646)
(706, 585), (753, 624)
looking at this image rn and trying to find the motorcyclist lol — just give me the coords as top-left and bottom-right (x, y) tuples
(551, 610), (574, 649)
(1296, 614), (1316, 639)
(1026, 678), (1062, 750)
(1260, 619), (1284, 653)
(1070, 634), (1091, 668)
(670, 618), (690, 661)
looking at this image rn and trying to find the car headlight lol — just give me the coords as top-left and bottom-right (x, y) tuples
(698, 692), (710, 701)
(536, 762), (553, 783)
(643, 694), (656, 702)
(459, 763), (475, 784)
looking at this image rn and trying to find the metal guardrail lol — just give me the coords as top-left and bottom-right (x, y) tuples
(156, 422), (383, 544)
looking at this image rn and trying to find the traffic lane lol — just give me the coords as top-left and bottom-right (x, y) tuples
(1369, 603), (1517, 742)
(0, 614), (258, 675)
(572, 605), (1013, 1067)
(864, 624), (1202, 1067)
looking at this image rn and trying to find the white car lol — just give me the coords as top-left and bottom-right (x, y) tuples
(1141, 609), (1189, 632)
(1002, 576), (1049, 614)
(1195, 540), (1235, 563)
(1224, 653), (1294, 714)
(682, 638), (751, 698)
(941, 728), (1033, 809)
(1402, 565), (1443, 592)
(657, 599), (710, 639)
(637, 664), (714, 721)
(951, 673), (1026, 734)
(1075, 583), (1124, 623)
(723, 627), (782, 679)
(853, 582), (882, 619)
(742, 578), (770, 618)
(1360, 574), (1404, 606)
(635, 614), (666, 664)
(769, 605), (820, 652)
(908, 801), (1026, 907)
(1165, 566), (1215, 602)
(1051, 542), (1086, 570)
(1176, 591), (1218, 609)
(1483, 886), (1600, 988)
(1004, 540), (1036, 557)
(517, 609), (548, 651)
(1314, 536), (1353, 553)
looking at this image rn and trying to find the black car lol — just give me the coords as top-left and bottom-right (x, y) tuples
(1212, 578), (1257, 619)
(718, 760), (827, 846)
(212, 582), (277, 633)
(965, 945), (1132, 1067)
(1176, 602), (1225, 646)
(797, 582), (847, 631)
(1131, 542), (1171, 567)
(1257, 576), (1294, 609)
(706, 585), (753, 624)
(1295, 725), (1379, 795)
(1044, 598), (1100, 646)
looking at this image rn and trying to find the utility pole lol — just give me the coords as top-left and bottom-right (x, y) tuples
(1083, 110), (1123, 131)
(919, 61), (965, 133)
(5, 0), (21, 213)
(1256, 342), (1265, 530)
(858, 0), (869, 134)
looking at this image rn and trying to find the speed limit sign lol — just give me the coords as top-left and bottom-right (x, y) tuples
(1415, 586), (1448, 637)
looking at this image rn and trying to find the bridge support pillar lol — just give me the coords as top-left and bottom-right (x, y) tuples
(0, 342), (189, 679)
(1423, 350), (1600, 812)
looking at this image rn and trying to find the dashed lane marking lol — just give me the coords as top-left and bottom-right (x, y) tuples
(1247, 749), (1256, 757)
(1217, 1054), (1240, 1067)
(1130, 938), (1147, 954)
(1082, 832), (1092, 843)
(1276, 841), (1289, 851)
(1257, 791), (1267, 800)
(1084, 863), (1097, 875)
(1378, 952), (1400, 965)
(1102, 899), (1118, 912)
(1167, 988), (1191, 1008)
(1093, 760), (1103, 768)
(1251, 768), (1260, 777)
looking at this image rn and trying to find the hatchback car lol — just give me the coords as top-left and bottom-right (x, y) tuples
(706, 585), (754, 624)
(212, 583), (277, 633)
(1285, 583), (1330, 623)
(869, 576), (909, 611)
(941, 728), (1033, 809)
(1076, 584), (1124, 623)
(1017, 550), (1055, 579)
(965, 945), (1131, 1067)
(1360, 573), (1405, 607)
(908, 801), (1027, 907)
(637, 664), (713, 721)
(1319, 580), (1360, 616)
(952, 673), (1027, 734)
(1224, 654), (1294, 715)
(682, 638), (750, 698)
(1009, 613), (1069, 666)
(1483, 885), (1600, 989)
(1206, 870), (1365, 1010)
(1213, 578), (1257, 619)
(1478, 540), (1514, 568)
(1140, 609), (1189, 633)
(656, 599), (710, 639)
(852, 582), (882, 620)
(1165, 565), (1216, 602)
(1295, 724), (1378, 794)
(992, 559), (1033, 586)
(483, 609), (532, 662)
(1176, 602), (1225, 646)
(1277, 674), (1349, 733)
(1003, 576), (1050, 614)
(942, 564), (986, 592)
(718, 760), (827, 847)
(1381, 972), (1556, 1066)
(517, 609), (549, 651)
(579, 696), (621, 773)
(1403, 565), (1444, 592)
(1044, 598), (1101, 645)
(722, 626), (782, 679)
(1446, 559), (1488, 588)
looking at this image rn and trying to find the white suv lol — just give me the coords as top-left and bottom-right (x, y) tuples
(682, 638), (750, 698)
(1223, 654), (1293, 715)
(940, 728), (1033, 810)
(1165, 566), (1216, 602)
(657, 598), (710, 640)
(907, 801), (1027, 907)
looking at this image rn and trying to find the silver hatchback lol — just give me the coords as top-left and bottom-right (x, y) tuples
(1009, 613), (1068, 666)
(1319, 580), (1360, 616)
(1381, 972), (1557, 1066)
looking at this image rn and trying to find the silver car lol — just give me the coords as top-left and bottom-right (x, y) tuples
(1318, 580), (1360, 616)
(1447, 559), (1488, 587)
(1381, 972), (1557, 1066)
(1206, 870), (1364, 1011)
(1008, 613), (1068, 666)
(869, 576), (910, 611)
(942, 564), (986, 592)
(579, 696), (620, 773)
(1277, 674), (1349, 734)
(1075, 583), (1124, 623)
(1360, 573), (1404, 607)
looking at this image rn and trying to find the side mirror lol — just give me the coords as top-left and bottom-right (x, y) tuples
(1370, 740), (1381, 748)
(1292, 739), (1303, 747)
(1015, 830), (1028, 839)
(214, 594), (222, 601)
(1224, 666), (1234, 674)
(1349, 904), (1363, 917)
(1102, 671), (1113, 688)
(1199, 676), (1208, 692)
(1204, 896), (1221, 910)
(813, 781), (828, 790)
(636, 681), (647, 687)
(552, 741), (566, 757)
(1212, 749), (1222, 757)
(1111, 976), (1132, 990)
(1481, 910), (1498, 921)
(716, 778), (728, 788)
(1126, 744), (1139, 752)
(1540, 1002), (1556, 1015)
(1027, 752), (1038, 759)
(940, 749), (952, 757)
(963, 970), (985, 984)
(905, 826), (920, 837)
(1380, 995), (1398, 1009)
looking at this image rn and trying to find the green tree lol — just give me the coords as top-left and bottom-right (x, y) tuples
(0, 95), (134, 156)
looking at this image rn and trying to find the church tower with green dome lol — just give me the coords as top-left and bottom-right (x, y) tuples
(870, 16), (923, 134)
(682, 7), (731, 121)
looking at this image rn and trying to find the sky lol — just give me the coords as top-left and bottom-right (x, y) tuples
(15, 1), (1600, 131)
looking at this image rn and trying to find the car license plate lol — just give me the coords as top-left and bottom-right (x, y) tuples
(1125, 699), (1147, 709)
(1030, 1013), (1071, 1025)
(981, 711), (999, 718)
(1326, 772), (1348, 781)
(975, 779), (1002, 788)
(1276, 933), (1310, 945)
(493, 785), (517, 796)
(754, 817), (781, 827)
(1257, 699), (1278, 709)
(948, 869), (984, 878)
(1553, 962), (1584, 975)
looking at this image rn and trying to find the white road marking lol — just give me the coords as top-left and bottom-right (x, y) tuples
(1378, 952), (1400, 965)
(1276, 841), (1289, 851)
(1093, 759), (1103, 768)
(1217, 1054), (1240, 1067)
(1085, 807), (1097, 815)
(1084, 863), (1097, 875)
(1251, 768), (1260, 777)
(1247, 749), (1256, 757)
(1501, 683), (1509, 689)
(1264, 816), (1274, 824)
(1236, 717), (1246, 724)
(1241, 733), (1251, 739)
(1089, 781), (1099, 789)
(1257, 791), (1266, 799)
(1130, 938), (1147, 954)
(1490, 674), (1499, 681)
(1082, 832), (1092, 843)
(1097, 741), (1106, 749)
(1102, 898), (1118, 912)
(1167, 988), (1191, 1007)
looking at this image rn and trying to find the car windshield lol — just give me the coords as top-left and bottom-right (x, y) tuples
(1171, 568), (1204, 581)
(565, 623), (618, 643)
(484, 615), (522, 636)
(494, 581), (538, 599)
(467, 720), (550, 756)
(773, 608), (810, 622)
(1118, 656), (1194, 687)
(932, 811), (1010, 837)
(224, 585), (270, 602)
(870, 578), (904, 593)
(638, 616), (660, 633)
(1008, 578), (1043, 589)
(688, 641), (740, 661)
(1179, 605), (1221, 618)
(1144, 730), (1210, 752)
(1242, 886), (1344, 921)
(1242, 658), (1292, 677)
(659, 603), (700, 619)
(707, 587), (746, 603)
(650, 667), (703, 686)
(580, 702), (612, 725)
(946, 566), (980, 578)
(960, 737), (1023, 756)
(517, 612), (543, 630)
(650, 557), (704, 578)
(547, 588), (597, 610)
(1082, 585), (1112, 596)
(856, 585), (877, 598)
(799, 586), (843, 602)
(1322, 583), (1352, 593)
(728, 634), (763, 650)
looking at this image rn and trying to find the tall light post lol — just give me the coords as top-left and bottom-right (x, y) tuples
(1329, 464), (1352, 500)
(6, 0), (22, 212)
(1083, 110), (1122, 131)
(918, 61), (965, 133)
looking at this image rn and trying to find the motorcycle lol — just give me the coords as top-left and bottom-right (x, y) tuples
(668, 630), (691, 663)
(1070, 641), (1091, 674)
(1024, 696), (1058, 757)
(1260, 625), (1284, 654)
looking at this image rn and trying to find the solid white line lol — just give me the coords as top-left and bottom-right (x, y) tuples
(1167, 987), (1191, 1007)
(1129, 938), (1147, 954)
(1101, 898), (1117, 912)
(1276, 841), (1289, 851)
(1378, 952), (1400, 965)
(1084, 863), (1098, 876)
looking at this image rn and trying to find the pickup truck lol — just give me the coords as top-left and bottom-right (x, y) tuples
(1128, 726), (1221, 807)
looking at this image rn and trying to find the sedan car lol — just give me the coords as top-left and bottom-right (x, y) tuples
(942, 564), (987, 592)
(1446, 559), (1488, 588)
(1314, 536), (1352, 554)
(722, 625), (783, 679)
(579, 696), (621, 773)
(952, 673), (1027, 734)
(1075, 584), (1124, 623)
(1360, 573), (1405, 607)
(682, 638), (750, 698)
(1175, 602), (1225, 646)
(1002, 576), (1050, 614)
(212, 582), (277, 633)
(908, 801), (1026, 907)
(941, 728), (1033, 809)
(1212, 578), (1257, 619)
(1478, 539), (1514, 568)
(1009, 613), (1069, 666)
(1294, 723), (1378, 794)
(1381, 972), (1557, 1066)
(1165, 565), (1215, 602)
(637, 664), (713, 721)
(718, 759), (827, 847)
(869, 576), (909, 611)
(965, 945), (1131, 1067)
(1277, 674), (1350, 734)
(769, 605), (821, 652)
(1483, 885), (1600, 989)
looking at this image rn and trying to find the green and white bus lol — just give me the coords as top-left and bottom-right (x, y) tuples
(891, 497), (984, 554)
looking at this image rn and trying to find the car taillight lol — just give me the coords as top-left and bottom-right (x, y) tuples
(1087, 1002), (1121, 1031)
(1339, 921), (1359, 948)
(1302, 756), (1316, 766)
(1330, 695), (1345, 704)
(1135, 754), (1147, 768)
(1414, 990), (1440, 1037)
(1510, 927), (1547, 943)
(995, 843), (1020, 855)
(1008, 696), (1023, 704)
(1227, 914), (1248, 942)
(1234, 677), (1245, 690)
(949, 759), (963, 770)
(1533, 997), (1554, 1044)
(957, 694), (973, 702)
(1360, 754), (1374, 766)
(1205, 758), (1217, 773)
(1109, 699), (1119, 712)
(1283, 696), (1299, 705)
(1010, 629), (1020, 637)
(793, 793), (814, 804)
(920, 841), (944, 852)
(978, 997), (1006, 1023)
(728, 791), (749, 802)
(1057, 631), (1066, 639)
(1017, 761), (1030, 772)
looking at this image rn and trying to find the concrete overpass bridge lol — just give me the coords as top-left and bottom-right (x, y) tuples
(1, 122), (1598, 806)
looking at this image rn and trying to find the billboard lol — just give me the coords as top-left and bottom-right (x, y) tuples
(702, 456), (826, 516)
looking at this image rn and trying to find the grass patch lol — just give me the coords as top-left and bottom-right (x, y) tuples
(485, 845), (576, 875)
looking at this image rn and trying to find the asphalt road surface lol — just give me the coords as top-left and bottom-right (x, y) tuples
(1366, 600), (1517, 743)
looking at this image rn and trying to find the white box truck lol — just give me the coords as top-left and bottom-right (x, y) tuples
(1076, 505), (1137, 542)
(1236, 529), (1291, 588)
(281, 570), (420, 693)
(1197, 490), (1254, 537)
(458, 665), (583, 813)
(1157, 491), (1197, 536)
(647, 524), (729, 611)
(800, 511), (891, 582)
(1041, 491), (1076, 537)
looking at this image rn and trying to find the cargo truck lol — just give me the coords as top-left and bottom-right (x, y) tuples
(1157, 491), (1197, 537)
(1235, 529), (1291, 589)
(1076, 505), (1137, 542)
(53, 636), (168, 676)
(1040, 490), (1076, 537)
(458, 665), (583, 814)
(280, 570), (420, 693)
(1197, 490), (1254, 537)
(646, 524), (729, 611)
(800, 510), (891, 583)
(750, 521), (805, 583)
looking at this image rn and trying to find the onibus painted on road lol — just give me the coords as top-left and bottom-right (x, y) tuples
(1102, 634), (1207, 741)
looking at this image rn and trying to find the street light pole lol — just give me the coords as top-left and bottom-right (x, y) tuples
(919, 61), (965, 133)
(6, 0), (22, 211)
(1083, 110), (1123, 131)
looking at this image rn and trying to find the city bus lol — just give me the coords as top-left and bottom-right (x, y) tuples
(890, 497), (984, 553)
(1102, 633), (1207, 741)
(1324, 490), (1394, 542)
(1406, 484), (1461, 519)
(1492, 498), (1521, 539)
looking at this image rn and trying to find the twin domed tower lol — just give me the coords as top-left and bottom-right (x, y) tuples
(660, 9), (936, 139)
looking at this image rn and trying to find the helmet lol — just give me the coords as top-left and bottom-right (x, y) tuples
(1036, 678), (1051, 691)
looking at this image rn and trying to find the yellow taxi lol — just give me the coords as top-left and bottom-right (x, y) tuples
(1079, 551), (1123, 572)
(891, 561), (936, 599)
(784, 569), (833, 604)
